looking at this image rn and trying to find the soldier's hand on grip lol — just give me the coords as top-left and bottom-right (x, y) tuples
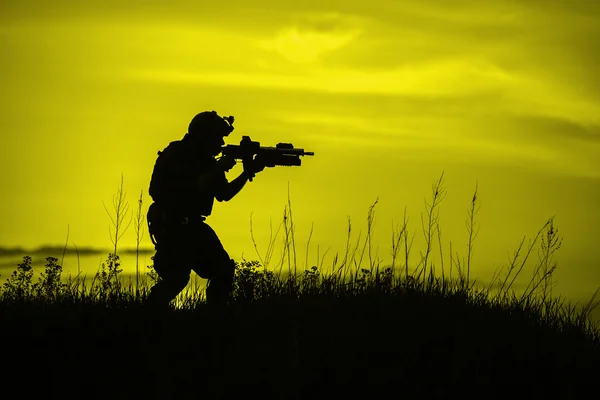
(243, 154), (266, 181)
(252, 153), (267, 174)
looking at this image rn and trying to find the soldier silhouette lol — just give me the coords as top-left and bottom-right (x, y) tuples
(145, 111), (266, 308)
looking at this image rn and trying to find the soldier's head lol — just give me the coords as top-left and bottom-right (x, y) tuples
(184, 111), (234, 156)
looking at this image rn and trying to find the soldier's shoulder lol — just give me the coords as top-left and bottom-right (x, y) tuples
(158, 140), (184, 156)
(166, 140), (185, 151)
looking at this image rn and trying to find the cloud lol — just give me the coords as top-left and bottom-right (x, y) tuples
(498, 74), (600, 127)
(477, 114), (600, 179)
(127, 55), (518, 99)
(256, 12), (365, 64)
(509, 116), (600, 145)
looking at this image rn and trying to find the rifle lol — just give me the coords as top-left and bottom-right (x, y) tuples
(218, 135), (314, 181)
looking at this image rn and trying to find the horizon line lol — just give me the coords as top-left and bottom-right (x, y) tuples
(0, 245), (155, 257)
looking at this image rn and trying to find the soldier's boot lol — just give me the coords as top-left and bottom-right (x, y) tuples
(145, 252), (190, 310)
(145, 276), (189, 309)
(205, 258), (236, 307)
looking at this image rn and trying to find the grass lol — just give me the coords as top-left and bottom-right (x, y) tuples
(1, 172), (599, 399)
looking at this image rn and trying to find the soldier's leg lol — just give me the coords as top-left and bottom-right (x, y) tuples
(146, 248), (191, 308)
(191, 223), (236, 306)
(205, 258), (236, 306)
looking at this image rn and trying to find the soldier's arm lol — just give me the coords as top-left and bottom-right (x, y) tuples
(197, 164), (226, 198)
(197, 164), (249, 202)
(217, 171), (250, 202)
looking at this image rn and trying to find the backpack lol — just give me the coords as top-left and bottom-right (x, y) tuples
(148, 141), (187, 204)
(149, 144), (170, 203)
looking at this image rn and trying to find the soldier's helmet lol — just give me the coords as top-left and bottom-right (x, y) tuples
(187, 111), (234, 139)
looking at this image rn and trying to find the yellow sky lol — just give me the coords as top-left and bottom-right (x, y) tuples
(2, 0), (599, 302)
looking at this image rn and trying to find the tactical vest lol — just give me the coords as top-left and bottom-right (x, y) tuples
(149, 140), (220, 218)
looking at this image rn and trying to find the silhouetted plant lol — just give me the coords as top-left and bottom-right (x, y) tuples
(374, 267), (394, 294)
(301, 265), (320, 294)
(146, 255), (161, 285)
(76, 173), (130, 304)
(32, 256), (67, 300)
(102, 173), (133, 256)
(355, 268), (373, 291)
(93, 252), (123, 299)
(233, 259), (276, 302)
(133, 189), (145, 297)
(2, 255), (35, 300)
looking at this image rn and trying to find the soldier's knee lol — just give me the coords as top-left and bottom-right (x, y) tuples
(212, 258), (235, 281)
(224, 258), (235, 279)
(170, 273), (191, 291)
(155, 267), (190, 291)
(152, 250), (169, 274)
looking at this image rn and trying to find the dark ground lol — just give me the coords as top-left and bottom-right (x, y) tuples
(1, 293), (598, 399)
